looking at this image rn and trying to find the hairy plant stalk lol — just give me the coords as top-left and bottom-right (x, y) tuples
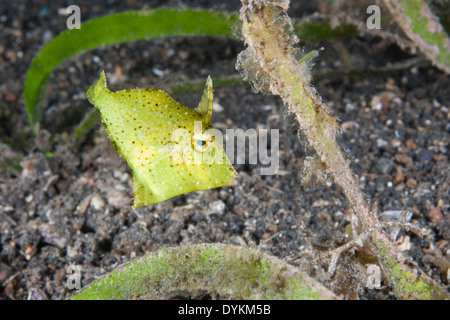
(236, 0), (448, 299)
(237, 0), (370, 236)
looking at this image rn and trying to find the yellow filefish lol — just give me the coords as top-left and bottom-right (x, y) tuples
(87, 71), (237, 208)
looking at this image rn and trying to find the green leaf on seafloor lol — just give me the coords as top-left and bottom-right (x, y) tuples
(24, 9), (239, 130)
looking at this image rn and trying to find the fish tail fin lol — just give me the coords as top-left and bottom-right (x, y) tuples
(87, 70), (108, 105)
(131, 174), (156, 208)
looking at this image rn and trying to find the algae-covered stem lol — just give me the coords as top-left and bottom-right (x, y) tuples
(236, 0), (448, 299)
(383, 0), (450, 74)
(237, 0), (371, 236)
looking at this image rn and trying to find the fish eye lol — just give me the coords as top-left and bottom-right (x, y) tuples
(192, 132), (212, 152)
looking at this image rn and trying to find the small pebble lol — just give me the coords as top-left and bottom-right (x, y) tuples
(376, 157), (394, 174)
(376, 138), (389, 148)
(152, 67), (168, 77)
(3, 205), (14, 213)
(0, 263), (12, 282)
(395, 154), (413, 165)
(106, 189), (130, 208)
(207, 200), (226, 216)
(27, 288), (48, 300)
(390, 138), (402, 148)
(39, 7), (49, 16)
(427, 207), (444, 225)
(4, 91), (17, 103)
(90, 195), (105, 211)
(178, 50), (190, 60)
(25, 194), (34, 203)
(397, 235), (411, 252)
(394, 173), (406, 183)
(406, 178), (417, 188)
(416, 149), (434, 163)
(212, 101), (224, 112)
